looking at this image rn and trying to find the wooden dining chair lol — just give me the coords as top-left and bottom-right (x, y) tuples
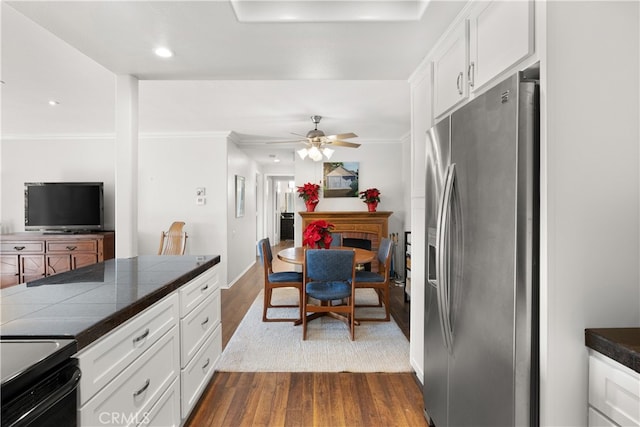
(303, 248), (357, 340)
(353, 237), (393, 321)
(158, 221), (188, 255)
(258, 238), (303, 322)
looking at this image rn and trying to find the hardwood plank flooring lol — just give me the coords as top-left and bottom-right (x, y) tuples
(185, 240), (425, 427)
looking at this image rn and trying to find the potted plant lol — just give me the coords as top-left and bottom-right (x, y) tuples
(303, 220), (334, 248)
(359, 188), (381, 212)
(297, 182), (320, 212)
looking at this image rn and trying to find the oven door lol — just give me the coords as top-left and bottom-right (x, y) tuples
(1, 339), (80, 427)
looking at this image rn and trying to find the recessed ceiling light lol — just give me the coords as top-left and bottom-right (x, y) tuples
(154, 47), (174, 58)
(48, 100), (60, 106)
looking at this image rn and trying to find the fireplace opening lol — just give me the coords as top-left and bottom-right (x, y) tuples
(343, 237), (372, 271)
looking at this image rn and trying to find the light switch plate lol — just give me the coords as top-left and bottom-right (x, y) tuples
(196, 196), (206, 205)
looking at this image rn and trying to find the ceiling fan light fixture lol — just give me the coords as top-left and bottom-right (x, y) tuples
(308, 146), (323, 161)
(297, 148), (309, 160)
(322, 147), (334, 159)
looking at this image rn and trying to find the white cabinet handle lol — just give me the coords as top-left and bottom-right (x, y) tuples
(468, 62), (475, 88)
(132, 328), (150, 345)
(132, 379), (150, 398)
(201, 284), (208, 292)
(456, 72), (464, 95)
(202, 358), (210, 371)
(201, 317), (209, 327)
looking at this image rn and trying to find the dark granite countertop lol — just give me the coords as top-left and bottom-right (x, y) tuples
(585, 328), (640, 373)
(0, 255), (220, 350)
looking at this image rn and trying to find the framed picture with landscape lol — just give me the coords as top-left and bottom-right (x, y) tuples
(323, 162), (359, 198)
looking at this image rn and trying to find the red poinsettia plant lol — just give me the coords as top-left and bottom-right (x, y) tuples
(303, 220), (334, 249)
(297, 182), (320, 204)
(359, 188), (381, 203)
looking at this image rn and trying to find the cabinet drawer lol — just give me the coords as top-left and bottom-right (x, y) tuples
(78, 294), (179, 404)
(47, 240), (97, 253)
(179, 266), (219, 317)
(80, 326), (180, 427)
(588, 407), (619, 427)
(181, 324), (221, 420)
(137, 377), (180, 427)
(0, 241), (44, 253)
(589, 351), (640, 427)
(180, 289), (220, 367)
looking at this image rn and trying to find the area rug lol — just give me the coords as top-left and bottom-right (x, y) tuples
(215, 287), (412, 372)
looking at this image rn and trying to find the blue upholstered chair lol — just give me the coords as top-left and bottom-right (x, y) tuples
(257, 238), (303, 322)
(330, 232), (343, 247)
(353, 237), (393, 321)
(302, 248), (357, 340)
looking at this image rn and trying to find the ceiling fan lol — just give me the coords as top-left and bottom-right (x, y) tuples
(269, 115), (360, 161)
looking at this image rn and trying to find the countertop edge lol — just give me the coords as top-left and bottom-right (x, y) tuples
(585, 328), (640, 374)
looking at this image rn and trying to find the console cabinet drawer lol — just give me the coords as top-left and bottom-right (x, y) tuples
(47, 240), (97, 253)
(0, 241), (44, 253)
(181, 324), (221, 419)
(179, 266), (219, 317)
(180, 289), (220, 367)
(80, 326), (180, 427)
(138, 377), (181, 427)
(78, 294), (179, 404)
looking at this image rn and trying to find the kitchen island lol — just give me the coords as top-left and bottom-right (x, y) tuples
(0, 255), (222, 426)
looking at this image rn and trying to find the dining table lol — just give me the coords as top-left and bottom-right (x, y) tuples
(276, 246), (377, 327)
(277, 246), (376, 266)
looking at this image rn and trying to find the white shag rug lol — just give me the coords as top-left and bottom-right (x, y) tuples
(215, 287), (412, 372)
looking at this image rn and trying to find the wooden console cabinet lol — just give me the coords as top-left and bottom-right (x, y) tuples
(0, 232), (115, 288)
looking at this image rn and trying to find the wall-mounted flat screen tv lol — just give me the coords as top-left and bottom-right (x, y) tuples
(25, 182), (104, 232)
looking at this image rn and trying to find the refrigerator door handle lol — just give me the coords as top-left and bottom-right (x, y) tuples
(436, 163), (456, 354)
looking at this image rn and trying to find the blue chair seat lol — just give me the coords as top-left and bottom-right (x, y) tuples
(355, 271), (385, 283)
(268, 271), (303, 283)
(306, 281), (352, 301)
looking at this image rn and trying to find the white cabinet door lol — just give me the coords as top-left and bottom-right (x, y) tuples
(469, 0), (534, 91)
(433, 20), (468, 118)
(588, 350), (640, 427)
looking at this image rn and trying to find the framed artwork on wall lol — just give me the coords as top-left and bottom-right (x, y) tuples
(235, 175), (245, 217)
(323, 162), (359, 198)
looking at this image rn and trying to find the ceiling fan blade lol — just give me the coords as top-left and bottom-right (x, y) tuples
(327, 140), (361, 148)
(265, 140), (306, 144)
(326, 132), (358, 140)
(290, 132), (309, 138)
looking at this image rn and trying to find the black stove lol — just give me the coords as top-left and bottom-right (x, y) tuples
(1, 339), (80, 427)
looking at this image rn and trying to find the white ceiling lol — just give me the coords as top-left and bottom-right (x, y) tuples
(1, 0), (466, 165)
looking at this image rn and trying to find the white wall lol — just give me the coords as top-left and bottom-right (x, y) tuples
(293, 140), (407, 246)
(408, 61), (433, 382)
(541, 2), (640, 425)
(0, 138), (116, 233)
(226, 139), (259, 286)
(137, 133), (228, 265)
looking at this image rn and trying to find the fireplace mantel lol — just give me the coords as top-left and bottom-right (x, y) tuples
(299, 211), (393, 271)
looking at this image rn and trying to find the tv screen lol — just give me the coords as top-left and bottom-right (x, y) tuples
(25, 182), (104, 232)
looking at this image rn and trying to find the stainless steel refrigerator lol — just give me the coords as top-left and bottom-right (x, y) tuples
(423, 71), (539, 427)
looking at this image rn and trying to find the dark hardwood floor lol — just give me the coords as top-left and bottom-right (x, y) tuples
(185, 240), (425, 427)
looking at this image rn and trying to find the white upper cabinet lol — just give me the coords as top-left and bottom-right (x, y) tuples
(432, 0), (535, 119)
(432, 20), (469, 118)
(468, 0), (534, 91)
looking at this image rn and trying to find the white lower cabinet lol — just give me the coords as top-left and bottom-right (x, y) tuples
(588, 350), (640, 427)
(79, 326), (180, 427)
(178, 266), (222, 422)
(137, 378), (181, 427)
(180, 324), (221, 419)
(76, 265), (221, 426)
